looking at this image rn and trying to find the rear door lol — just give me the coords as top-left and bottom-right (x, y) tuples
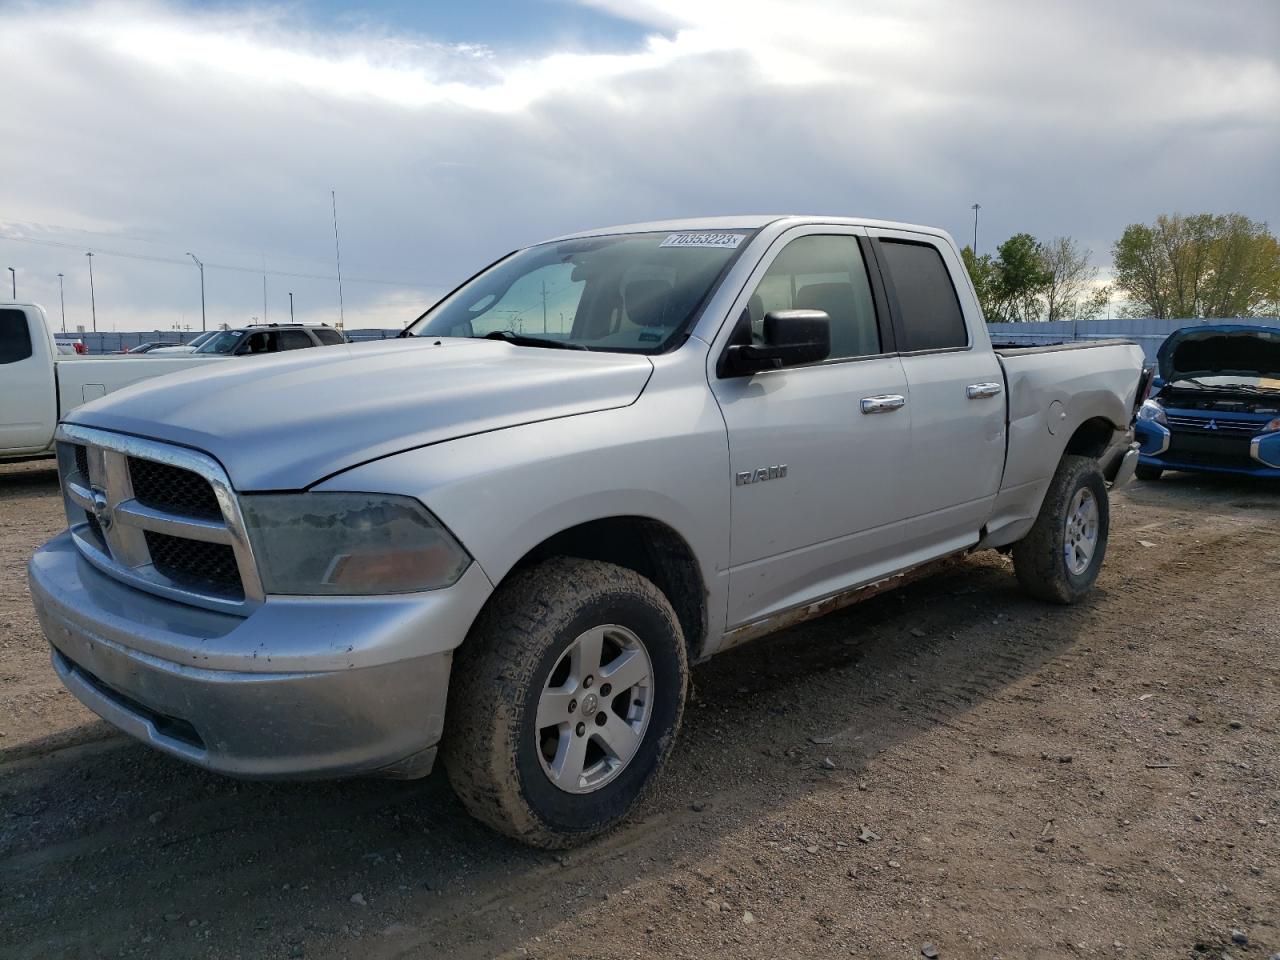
(710, 227), (912, 628)
(0, 307), (57, 454)
(867, 230), (1005, 553)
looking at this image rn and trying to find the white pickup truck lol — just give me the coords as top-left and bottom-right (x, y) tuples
(28, 217), (1145, 848)
(0, 302), (219, 461)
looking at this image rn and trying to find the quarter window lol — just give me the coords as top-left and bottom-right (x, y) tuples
(746, 235), (880, 362)
(0, 309), (33, 364)
(878, 240), (967, 352)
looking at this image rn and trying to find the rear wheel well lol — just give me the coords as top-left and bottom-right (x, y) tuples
(1063, 416), (1118, 460)
(507, 517), (707, 662)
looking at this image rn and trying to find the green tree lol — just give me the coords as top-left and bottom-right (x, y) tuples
(960, 245), (997, 321)
(989, 233), (1052, 322)
(1112, 213), (1280, 318)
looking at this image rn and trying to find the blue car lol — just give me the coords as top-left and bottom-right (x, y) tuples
(1134, 324), (1280, 480)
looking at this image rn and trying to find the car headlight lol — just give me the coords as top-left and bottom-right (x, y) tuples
(240, 493), (471, 595)
(1263, 416), (1280, 433)
(1137, 399), (1167, 426)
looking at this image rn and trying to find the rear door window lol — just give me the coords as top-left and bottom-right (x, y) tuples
(278, 330), (314, 350)
(313, 328), (345, 346)
(878, 240), (968, 352)
(0, 309), (34, 364)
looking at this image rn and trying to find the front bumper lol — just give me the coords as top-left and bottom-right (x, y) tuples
(1135, 420), (1280, 477)
(29, 531), (493, 779)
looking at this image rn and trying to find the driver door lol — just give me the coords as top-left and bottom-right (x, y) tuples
(710, 228), (912, 628)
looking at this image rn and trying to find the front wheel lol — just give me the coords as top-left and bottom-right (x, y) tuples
(1012, 454), (1110, 604)
(442, 558), (688, 848)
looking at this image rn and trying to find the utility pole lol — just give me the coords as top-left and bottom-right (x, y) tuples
(262, 254), (268, 323)
(331, 189), (345, 328)
(57, 273), (66, 331)
(85, 252), (97, 332)
(6, 266), (13, 299)
(289, 291), (294, 322)
(186, 253), (206, 331)
(971, 203), (981, 253)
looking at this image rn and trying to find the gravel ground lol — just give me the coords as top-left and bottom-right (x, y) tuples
(1, 459), (1276, 960)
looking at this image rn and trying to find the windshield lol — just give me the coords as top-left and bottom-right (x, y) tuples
(195, 330), (245, 355)
(406, 230), (755, 352)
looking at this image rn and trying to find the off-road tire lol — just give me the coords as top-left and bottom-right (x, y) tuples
(442, 557), (688, 848)
(1135, 463), (1164, 482)
(1013, 454), (1110, 605)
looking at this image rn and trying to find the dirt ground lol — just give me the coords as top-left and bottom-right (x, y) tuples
(1, 458), (1276, 960)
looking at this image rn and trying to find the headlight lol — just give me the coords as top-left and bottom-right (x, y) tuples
(1137, 399), (1167, 426)
(240, 493), (471, 595)
(1263, 417), (1280, 433)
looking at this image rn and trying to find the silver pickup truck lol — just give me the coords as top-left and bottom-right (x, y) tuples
(28, 216), (1145, 847)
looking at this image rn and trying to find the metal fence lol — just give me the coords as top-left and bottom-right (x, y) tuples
(986, 317), (1280, 362)
(59, 328), (401, 355)
(56, 331), (203, 354)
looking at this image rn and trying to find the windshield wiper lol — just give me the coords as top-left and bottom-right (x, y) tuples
(482, 330), (588, 351)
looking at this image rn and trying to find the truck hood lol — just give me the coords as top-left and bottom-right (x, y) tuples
(67, 338), (654, 489)
(1158, 324), (1280, 384)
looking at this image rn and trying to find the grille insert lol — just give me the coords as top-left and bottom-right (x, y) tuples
(128, 457), (222, 520)
(145, 530), (243, 599)
(73, 443), (90, 480)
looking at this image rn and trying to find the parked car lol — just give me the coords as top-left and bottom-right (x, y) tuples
(193, 323), (346, 356)
(1134, 324), (1280, 479)
(116, 341), (173, 355)
(54, 337), (87, 355)
(28, 216), (1145, 847)
(0, 303), (224, 461)
(148, 331), (219, 354)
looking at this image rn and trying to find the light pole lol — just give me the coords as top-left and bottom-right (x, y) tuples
(6, 266), (13, 299)
(971, 203), (981, 253)
(288, 291), (294, 322)
(57, 273), (66, 331)
(85, 252), (97, 332)
(186, 253), (206, 331)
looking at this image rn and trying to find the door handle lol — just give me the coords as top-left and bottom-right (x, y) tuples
(860, 394), (906, 414)
(966, 382), (1003, 399)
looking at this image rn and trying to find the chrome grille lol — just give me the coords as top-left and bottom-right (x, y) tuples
(55, 425), (263, 614)
(1166, 414), (1263, 436)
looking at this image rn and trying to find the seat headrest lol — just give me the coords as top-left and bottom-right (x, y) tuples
(624, 277), (673, 328)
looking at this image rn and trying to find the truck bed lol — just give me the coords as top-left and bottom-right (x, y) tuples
(992, 338), (1138, 357)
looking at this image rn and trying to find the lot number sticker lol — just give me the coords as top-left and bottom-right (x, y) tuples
(659, 233), (745, 249)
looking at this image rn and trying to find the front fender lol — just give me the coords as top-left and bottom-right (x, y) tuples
(317, 374), (732, 643)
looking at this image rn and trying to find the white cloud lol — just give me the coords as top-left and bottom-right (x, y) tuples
(2, 0), (1276, 331)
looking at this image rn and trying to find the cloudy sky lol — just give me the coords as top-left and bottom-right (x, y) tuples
(2, 0), (1277, 332)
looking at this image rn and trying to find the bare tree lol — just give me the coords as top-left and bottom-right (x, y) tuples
(1039, 236), (1101, 321)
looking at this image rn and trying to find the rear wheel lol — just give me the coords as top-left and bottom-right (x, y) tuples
(1013, 454), (1110, 604)
(442, 558), (688, 848)
(1135, 463), (1164, 482)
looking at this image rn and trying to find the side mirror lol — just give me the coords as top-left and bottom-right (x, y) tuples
(726, 309), (831, 375)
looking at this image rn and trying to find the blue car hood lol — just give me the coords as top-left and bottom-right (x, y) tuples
(1157, 324), (1280, 383)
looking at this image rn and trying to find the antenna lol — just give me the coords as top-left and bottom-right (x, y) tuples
(331, 190), (346, 328)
